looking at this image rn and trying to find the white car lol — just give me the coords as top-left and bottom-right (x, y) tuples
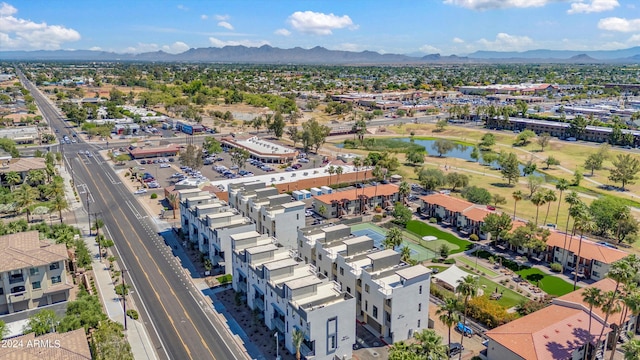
(134, 189), (147, 195)
(160, 163), (170, 168)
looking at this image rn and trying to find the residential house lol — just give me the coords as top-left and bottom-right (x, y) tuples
(0, 328), (91, 359)
(312, 184), (400, 219)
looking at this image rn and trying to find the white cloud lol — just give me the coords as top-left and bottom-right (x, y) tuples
(419, 44), (441, 53)
(274, 28), (291, 36)
(208, 37), (270, 48)
(628, 34), (640, 45)
(0, 2), (16, 16)
(568, 0), (618, 14)
(217, 21), (234, 30)
(200, 14), (208, 20)
(287, 11), (357, 35)
(124, 41), (189, 54)
(89, 46), (101, 51)
(598, 17), (640, 32)
(443, 0), (564, 10)
(176, 4), (188, 11)
(0, 2), (80, 50)
(336, 43), (363, 52)
(215, 14), (230, 21)
(477, 32), (534, 51)
(452, 37), (465, 43)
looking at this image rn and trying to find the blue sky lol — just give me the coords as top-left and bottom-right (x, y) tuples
(2, 0), (640, 55)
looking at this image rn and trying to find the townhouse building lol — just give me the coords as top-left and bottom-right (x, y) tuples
(312, 184), (400, 219)
(228, 181), (305, 248)
(0, 231), (71, 314)
(421, 193), (493, 239)
(297, 224), (432, 342)
(231, 230), (355, 360)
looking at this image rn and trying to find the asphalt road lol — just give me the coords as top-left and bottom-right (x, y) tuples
(18, 70), (247, 360)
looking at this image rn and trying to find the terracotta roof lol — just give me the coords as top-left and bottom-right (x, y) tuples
(485, 304), (611, 360)
(546, 232), (628, 264)
(1, 157), (46, 173)
(462, 206), (493, 222)
(314, 184), (399, 204)
(0, 328), (91, 360)
(554, 278), (630, 325)
(508, 220), (528, 233)
(129, 144), (180, 156)
(0, 231), (68, 272)
(420, 193), (473, 213)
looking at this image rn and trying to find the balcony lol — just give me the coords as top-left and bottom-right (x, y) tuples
(300, 342), (315, 358)
(9, 275), (24, 285)
(255, 298), (265, 311)
(272, 317), (285, 333)
(237, 281), (248, 293)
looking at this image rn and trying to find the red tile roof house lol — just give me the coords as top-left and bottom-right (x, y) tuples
(312, 184), (399, 219)
(420, 193), (495, 239)
(485, 278), (638, 360)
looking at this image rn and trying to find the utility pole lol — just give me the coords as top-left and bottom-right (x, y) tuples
(122, 268), (128, 331)
(86, 191), (91, 235)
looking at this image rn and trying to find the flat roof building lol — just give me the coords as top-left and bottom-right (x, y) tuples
(221, 136), (298, 164)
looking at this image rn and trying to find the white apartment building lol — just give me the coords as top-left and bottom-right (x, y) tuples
(232, 231), (356, 360)
(0, 231), (71, 314)
(179, 189), (255, 274)
(297, 224), (432, 342)
(228, 181), (305, 248)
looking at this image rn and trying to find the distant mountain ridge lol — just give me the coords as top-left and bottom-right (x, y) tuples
(1, 45), (640, 64)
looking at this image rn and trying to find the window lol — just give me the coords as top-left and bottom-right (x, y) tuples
(297, 214), (299, 220)
(419, 285), (422, 294)
(49, 262), (60, 270)
(365, 284), (370, 293)
(51, 276), (61, 284)
(418, 303), (422, 312)
(365, 301), (368, 311)
(30, 267), (39, 276)
(11, 286), (25, 294)
(319, 254), (322, 260)
(0, 288), (3, 295)
(346, 287), (351, 294)
(32, 281), (41, 290)
(327, 317), (338, 351)
(373, 306), (378, 318)
(418, 320), (421, 328)
(340, 267), (344, 276)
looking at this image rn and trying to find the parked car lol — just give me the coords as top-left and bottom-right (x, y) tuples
(456, 322), (473, 336)
(160, 163), (170, 168)
(134, 189), (147, 195)
(448, 343), (464, 357)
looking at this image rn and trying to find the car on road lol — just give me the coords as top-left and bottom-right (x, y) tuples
(456, 322), (473, 337)
(85, 150), (90, 156)
(355, 183), (365, 188)
(134, 189), (147, 195)
(299, 158), (309, 163)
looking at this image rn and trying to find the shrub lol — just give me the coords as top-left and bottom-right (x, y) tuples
(443, 258), (456, 265)
(372, 215), (383, 222)
(461, 186), (492, 204)
(469, 234), (479, 241)
(217, 274), (232, 284)
(550, 263), (563, 272)
(429, 217), (437, 223)
(150, 193), (158, 199)
(467, 296), (517, 329)
(126, 309), (139, 320)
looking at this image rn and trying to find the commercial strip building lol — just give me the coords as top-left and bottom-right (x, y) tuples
(221, 136), (298, 164)
(420, 193), (629, 280)
(484, 278), (639, 360)
(297, 224), (432, 343)
(0, 126), (39, 144)
(128, 144), (181, 159)
(231, 231), (355, 360)
(312, 184), (400, 219)
(0, 231), (71, 314)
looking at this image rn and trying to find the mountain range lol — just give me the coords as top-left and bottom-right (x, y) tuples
(1, 45), (640, 64)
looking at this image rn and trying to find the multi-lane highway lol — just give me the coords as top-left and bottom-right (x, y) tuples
(18, 70), (247, 360)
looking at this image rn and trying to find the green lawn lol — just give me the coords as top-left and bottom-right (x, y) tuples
(456, 256), (500, 278)
(406, 220), (473, 254)
(515, 268), (577, 296)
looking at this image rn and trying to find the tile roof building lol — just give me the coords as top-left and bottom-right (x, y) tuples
(0, 231), (71, 314)
(312, 184), (400, 219)
(0, 328), (91, 360)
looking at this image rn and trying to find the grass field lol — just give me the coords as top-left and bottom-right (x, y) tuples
(515, 267), (577, 296)
(456, 256), (500, 278)
(406, 220), (473, 254)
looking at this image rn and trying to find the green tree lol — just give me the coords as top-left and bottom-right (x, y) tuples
(327, 165), (335, 186)
(537, 133), (551, 151)
(269, 112), (286, 138)
(609, 153), (640, 190)
(413, 329), (448, 360)
(418, 168), (446, 191)
(446, 172), (469, 192)
(230, 148), (250, 173)
(93, 320), (134, 360)
(622, 339), (640, 360)
(392, 203), (412, 226)
(554, 178), (570, 225)
(25, 309), (58, 336)
(435, 118), (448, 132)
(478, 133), (495, 150)
(0, 320), (7, 339)
(544, 156), (560, 169)
(4, 171), (22, 190)
(492, 193), (507, 207)
(398, 181), (410, 204)
(584, 153), (604, 176)
(527, 175), (544, 197)
(15, 183), (38, 222)
(530, 191), (546, 226)
(287, 126), (301, 148)
(435, 298), (461, 351)
(461, 186), (492, 204)
(431, 139), (455, 157)
(514, 129), (536, 146)
(470, 145), (480, 162)
(512, 190), (524, 219)
(561, 193), (582, 269)
(406, 150), (425, 166)
(542, 189), (557, 225)
(500, 152), (520, 185)
(383, 227), (403, 249)
(573, 169), (584, 186)
(301, 118), (331, 153)
(400, 246), (412, 263)
(203, 136), (222, 154)
(481, 212), (513, 242)
(456, 275), (478, 360)
(49, 194), (69, 224)
(292, 329), (305, 360)
(582, 287), (604, 360)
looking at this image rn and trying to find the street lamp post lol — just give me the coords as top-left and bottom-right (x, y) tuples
(122, 268), (128, 331)
(274, 332), (279, 360)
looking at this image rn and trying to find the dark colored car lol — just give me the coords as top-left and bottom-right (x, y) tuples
(448, 343), (463, 357)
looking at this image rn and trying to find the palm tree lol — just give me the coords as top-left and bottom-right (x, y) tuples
(166, 193), (179, 219)
(399, 246), (412, 263)
(399, 181), (410, 205)
(582, 287), (604, 360)
(15, 183), (38, 222)
(572, 203), (595, 290)
(610, 283), (640, 360)
(622, 339), (640, 360)
(383, 227), (403, 250)
(372, 165), (384, 198)
(555, 178), (570, 225)
(456, 275), (478, 360)
(26, 169), (45, 186)
(335, 166), (343, 185)
(353, 157), (362, 188)
(49, 194), (68, 224)
(530, 191), (546, 226)
(413, 329), (448, 360)
(292, 329), (305, 360)
(94, 218), (105, 260)
(4, 171), (21, 190)
(435, 297), (461, 351)
(512, 190), (524, 219)
(562, 192), (581, 270)
(327, 165), (335, 186)
(542, 189), (557, 225)
(46, 177), (65, 199)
